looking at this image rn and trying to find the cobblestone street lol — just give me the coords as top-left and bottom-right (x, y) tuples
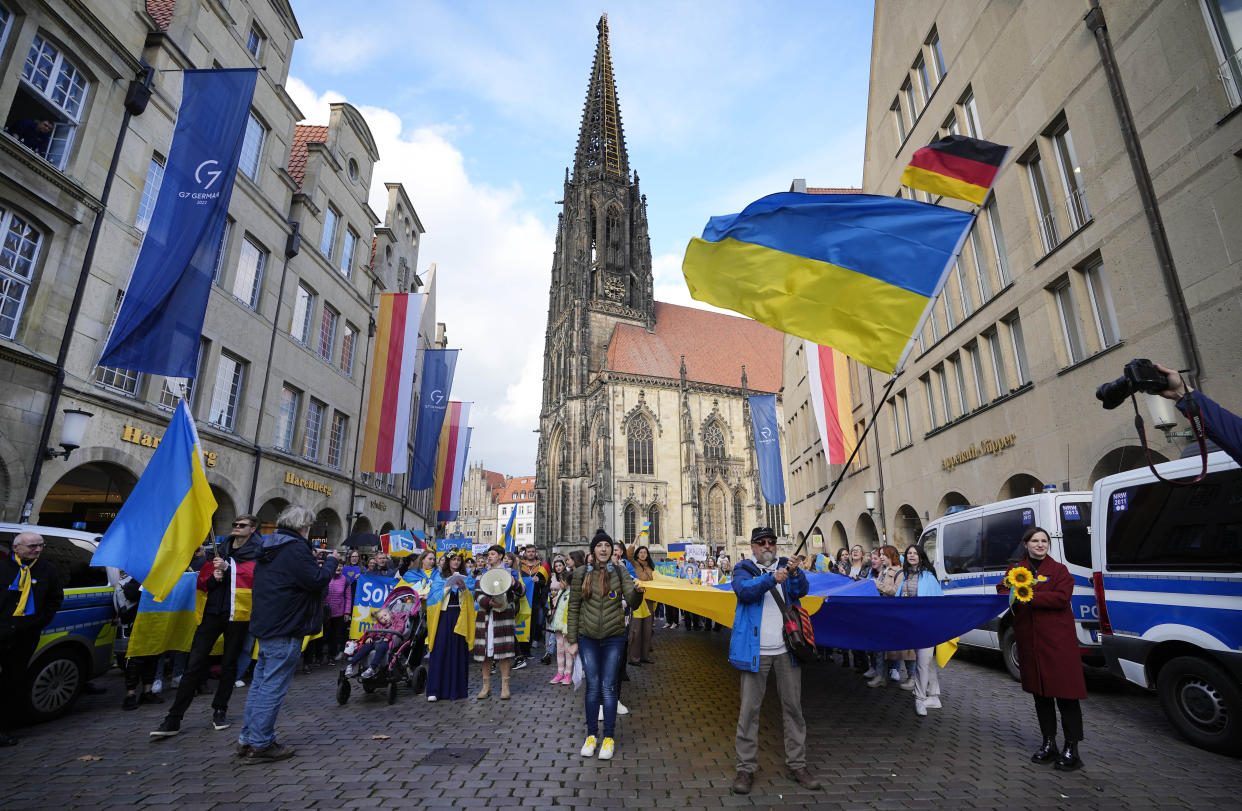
(3, 626), (1240, 809)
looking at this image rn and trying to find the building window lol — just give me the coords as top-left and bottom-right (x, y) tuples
(158, 339), (206, 410)
(232, 235), (266, 309)
(0, 5), (11, 51)
(1003, 311), (1032, 384)
(318, 304), (338, 360)
(947, 355), (967, 418)
(913, 54), (931, 104)
(14, 35), (89, 169)
(960, 88), (981, 137)
(95, 290), (142, 395)
(765, 502), (785, 535)
(340, 228), (358, 277)
(935, 363), (954, 421)
(703, 421), (726, 460)
(238, 112), (266, 180)
(891, 98), (907, 142)
(983, 326), (1009, 396)
(623, 503), (636, 545)
(928, 295), (942, 342)
(627, 417), (653, 475)
(1201, 0), (1242, 106)
(0, 205), (42, 339)
(320, 206), (338, 258)
(303, 399), (324, 461)
(1051, 278), (1087, 365)
(340, 323), (358, 376)
(274, 385), (300, 451)
(954, 260), (973, 318)
(1080, 257), (1120, 348)
(984, 198), (1011, 285)
(290, 282), (314, 345)
(1022, 149), (1059, 252)
(902, 77), (920, 122)
(964, 339), (988, 405)
(208, 352), (245, 431)
(135, 154), (165, 231)
(648, 505), (661, 546)
(732, 489), (745, 537)
(212, 218), (232, 284)
(927, 27), (946, 82)
(246, 24), (265, 60)
(889, 398), (905, 449)
(941, 112), (959, 137)
(922, 374), (939, 430)
(1050, 119), (1091, 230)
(968, 221), (994, 303)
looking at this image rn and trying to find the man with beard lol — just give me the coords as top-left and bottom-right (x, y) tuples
(728, 527), (821, 796)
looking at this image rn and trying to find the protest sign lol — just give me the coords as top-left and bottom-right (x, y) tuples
(350, 573), (398, 638)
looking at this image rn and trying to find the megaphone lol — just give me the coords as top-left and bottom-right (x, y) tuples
(479, 568), (513, 612)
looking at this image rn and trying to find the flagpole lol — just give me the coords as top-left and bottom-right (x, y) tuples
(792, 374), (898, 559)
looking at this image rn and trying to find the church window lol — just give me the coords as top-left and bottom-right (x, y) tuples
(623, 503), (637, 545)
(733, 489), (745, 537)
(559, 440), (570, 474)
(704, 421), (726, 460)
(559, 482), (570, 543)
(627, 416), (653, 475)
(708, 485), (726, 543)
(648, 505), (660, 546)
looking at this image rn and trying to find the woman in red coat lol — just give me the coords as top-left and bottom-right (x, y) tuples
(999, 526), (1086, 771)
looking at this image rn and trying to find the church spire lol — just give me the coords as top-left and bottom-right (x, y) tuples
(574, 14), (629, 181)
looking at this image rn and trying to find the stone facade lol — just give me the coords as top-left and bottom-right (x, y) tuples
(443, 462), (504, 545)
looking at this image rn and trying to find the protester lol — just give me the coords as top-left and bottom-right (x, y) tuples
(1, 532), (64, 746)
(405, 550), (437, 590)
(729, 527), (820, 794)
(567, 530), (642, 761)
(150, 515), (261, 738)
(519, 545), (550, 667)
(545, 557), (568, 661)
(547, 570), (574, 684)
(324, 562), (352, 662)
(472, 545), (524, 700)
(627, 546), (656, 666)
(898, 545), (943, 716)
(834, 547), (850, 576)
(346, 608), (403, 678)
(425, 552), (475, 701)
(343, 550), (363, 586)
(115, 572), (160, 710)
(1001, 526), (1087, 771)
(235, 505), (338, 762)
(870, 545), (915, 688)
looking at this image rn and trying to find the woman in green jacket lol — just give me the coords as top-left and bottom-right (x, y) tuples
(567, 530), (643, 761)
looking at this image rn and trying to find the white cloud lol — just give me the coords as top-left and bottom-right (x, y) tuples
(286, 77), (552, 476)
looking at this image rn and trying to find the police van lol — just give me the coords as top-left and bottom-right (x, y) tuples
(1091, 450), (1242, 755)
(917, 488), (1098, 680)
(0, 523), (118, 720)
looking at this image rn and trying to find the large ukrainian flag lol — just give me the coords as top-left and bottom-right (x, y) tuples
(682, 193), (976, 374)
(93, 400), (217, 600)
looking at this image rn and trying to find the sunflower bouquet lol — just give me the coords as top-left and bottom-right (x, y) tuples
(1003, 566), (1035, 605)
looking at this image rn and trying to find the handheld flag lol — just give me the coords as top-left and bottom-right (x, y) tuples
(681, 192), (975, 374)
(637, 521), (651, 540)
(98, 69), (258, 376)
(92, 401), (217, 600)
(360, 293), (426, 473)
(501, 507), (517, 554)
(804, 341), (856, 465)
(900, 135), (1010, 206)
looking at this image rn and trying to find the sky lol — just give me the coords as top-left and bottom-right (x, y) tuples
(286, 1), (874, 476)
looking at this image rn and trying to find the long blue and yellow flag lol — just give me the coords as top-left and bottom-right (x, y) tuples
(682, 192), (976, 374)
(92, 401), (217, 600)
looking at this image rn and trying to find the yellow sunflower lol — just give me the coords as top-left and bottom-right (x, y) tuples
(1013, 584), (1034, 602)
(1009, 567), (1034, 588)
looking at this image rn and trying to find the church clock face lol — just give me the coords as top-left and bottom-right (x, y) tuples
(604, 275), (625, 301)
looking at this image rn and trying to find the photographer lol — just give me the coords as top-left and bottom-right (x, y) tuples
(1153, 363), (1242, 465)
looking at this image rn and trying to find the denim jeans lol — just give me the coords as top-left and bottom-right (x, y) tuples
(578, 634), (625, 738)
(238, 635), (301, 749)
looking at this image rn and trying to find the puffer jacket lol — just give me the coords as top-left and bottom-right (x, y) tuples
(566, 563), (640, 644)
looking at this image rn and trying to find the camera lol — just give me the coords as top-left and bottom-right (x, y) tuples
(1095, 358), (1169, 409)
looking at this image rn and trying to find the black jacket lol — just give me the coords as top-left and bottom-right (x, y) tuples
(0, 554), (64, 640)
(202, 535), (261, 617)
(248, 528), (338, 640)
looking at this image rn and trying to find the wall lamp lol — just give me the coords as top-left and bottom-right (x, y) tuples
(46, 408), (93, 460)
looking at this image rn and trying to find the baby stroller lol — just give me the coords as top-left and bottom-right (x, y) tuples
(336, 585), (429, 705)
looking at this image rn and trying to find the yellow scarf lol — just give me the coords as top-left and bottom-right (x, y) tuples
(11, 556), (33, 616)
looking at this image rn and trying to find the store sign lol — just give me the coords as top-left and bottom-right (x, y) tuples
(284, 471), (333, 497)
(369, 499), (387, 512)
(942, 433), (1017, 472)
(121, 424), (216, 467)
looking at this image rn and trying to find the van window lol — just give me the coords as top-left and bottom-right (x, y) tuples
(943, 515), (982, 573)
(1059, 502), (1091, 568)
(42, 535), (107, 588)
(1106, 467), (1242, 571)
(919, 528), (938, 574)
(981, 508), (1034, 570)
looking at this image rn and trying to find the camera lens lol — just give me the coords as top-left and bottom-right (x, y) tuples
(1095, 377), (1132, 410)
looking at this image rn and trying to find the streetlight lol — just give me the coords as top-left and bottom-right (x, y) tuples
(349, 493), (366, 535)
(864, 489), (877, 515)
(44, 408), (94, 460)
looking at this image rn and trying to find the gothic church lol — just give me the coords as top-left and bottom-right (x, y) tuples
(534, 16), (787, 561)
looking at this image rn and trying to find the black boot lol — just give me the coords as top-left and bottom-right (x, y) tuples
(1031, 737), (1058, 764)
(1054, 741), (1083, 771)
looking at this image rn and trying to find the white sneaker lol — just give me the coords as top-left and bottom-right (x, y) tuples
(427, 695), (437, 702)
(924, 696), (942, 709)
(862, 667), (877, 679)
(617, 701), (629, 716)
(152, 679), (162, 694)
(361, 667), (374, 679)
(888, 669), (901, 682)
(579, 735), (598, 757)
(345, 664), (357, 677)
(234, 679), (245, 688)
(598, 737), (615, 760)
(914, 699), (927, 717)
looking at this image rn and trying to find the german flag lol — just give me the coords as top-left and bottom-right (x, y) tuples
(900, 135), (1010, 206)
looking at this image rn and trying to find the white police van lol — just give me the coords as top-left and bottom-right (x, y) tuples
(917, 488), (1098, 680)
(1091, 450), (1242, 755)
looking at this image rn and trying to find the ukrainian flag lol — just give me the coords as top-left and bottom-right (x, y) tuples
(681, 193), (976, 374)
(128, 571), (199, 656)
(93, 400), (217, 600)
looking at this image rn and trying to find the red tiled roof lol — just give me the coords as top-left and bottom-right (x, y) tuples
(288, 125), (328, 190)
(605, 301), (782, 392)
(480, 469), (506, 491)
(496, 476), (536, 503)
(146, 0), (175, 31)
(807, 187), (863, 195)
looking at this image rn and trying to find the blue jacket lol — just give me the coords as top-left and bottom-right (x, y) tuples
(249, 528), (339, 639)
(896, 569), (943, 597)
(1179, 390), (1242, 467)
(729, 558), (809, 672)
